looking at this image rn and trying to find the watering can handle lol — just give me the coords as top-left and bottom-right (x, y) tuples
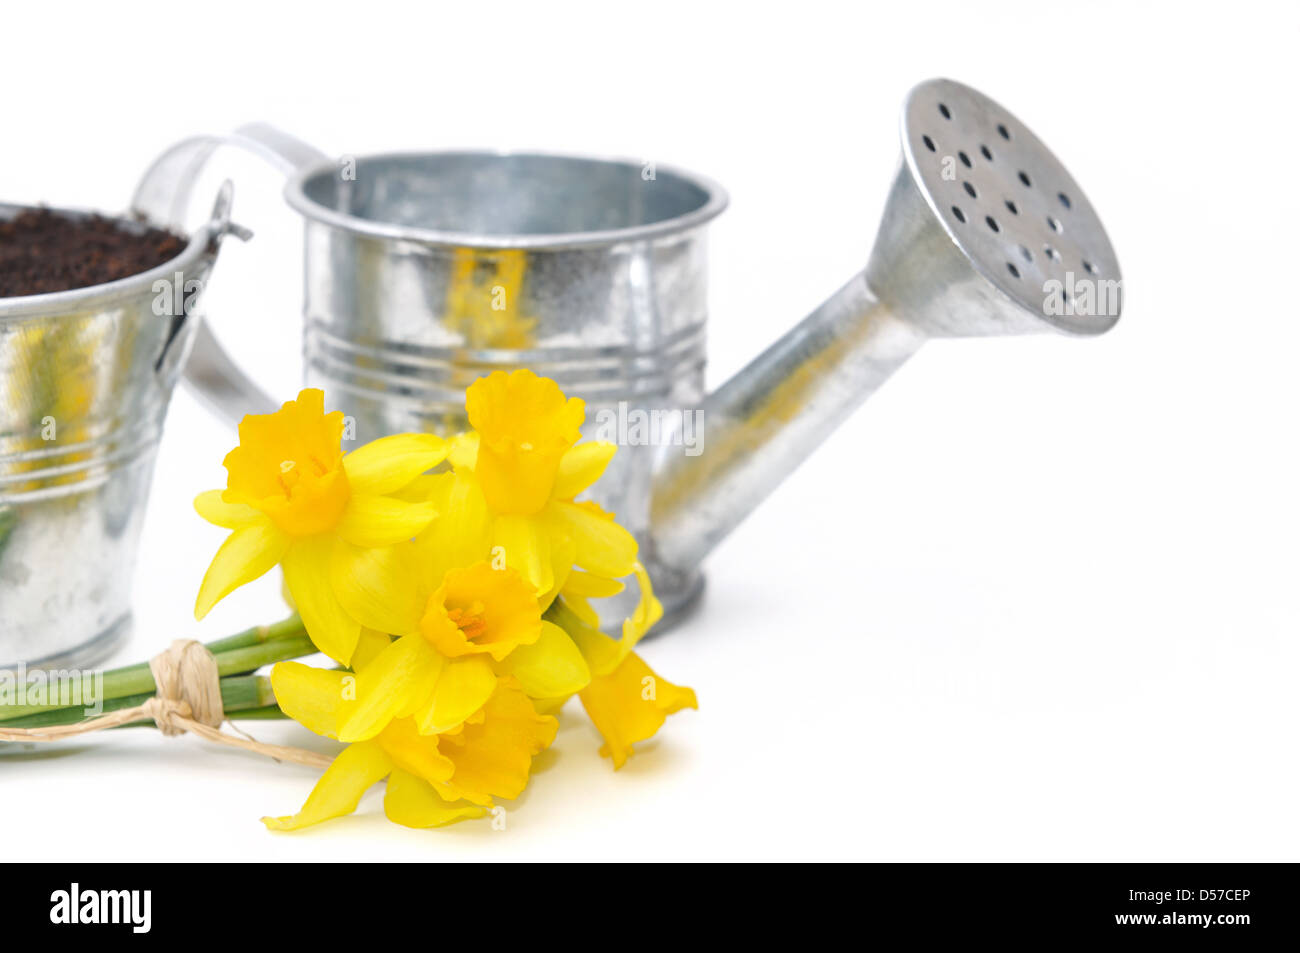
(130, 123), (329, 425)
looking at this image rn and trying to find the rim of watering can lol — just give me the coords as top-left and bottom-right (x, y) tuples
(282, 149), (730, 251)
(0, 203), (216, 321)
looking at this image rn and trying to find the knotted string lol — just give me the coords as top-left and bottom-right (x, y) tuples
(147, 639), (224, 736)
(0, 639), (330, 769)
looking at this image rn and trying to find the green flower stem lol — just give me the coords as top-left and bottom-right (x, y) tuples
(226, 704), (291, 721)
(0, 675), (279, 730)
(204, 615), (307, 655)
(0, 618), (313, 723)
(74, 615), (306, 699)
(211, 634), (316, 678)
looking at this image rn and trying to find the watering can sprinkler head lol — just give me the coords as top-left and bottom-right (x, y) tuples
(648, 78), (1122, 578)
(868, 78), (1121, 339)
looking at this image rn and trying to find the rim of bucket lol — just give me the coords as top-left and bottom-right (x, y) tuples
(283, 149), (730, 250)
(0, 204), (214, 321)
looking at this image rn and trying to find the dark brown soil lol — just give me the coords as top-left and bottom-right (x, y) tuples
(0, 208), (187, 298)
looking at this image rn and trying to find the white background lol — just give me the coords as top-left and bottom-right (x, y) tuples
(2, 1), (1298, 861)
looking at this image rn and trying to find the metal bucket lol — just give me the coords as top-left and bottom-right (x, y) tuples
(0, 188), (242, 668)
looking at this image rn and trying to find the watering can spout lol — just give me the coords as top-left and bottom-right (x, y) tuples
(648, 266), (924, 574)
(649, 78), (1121, 576)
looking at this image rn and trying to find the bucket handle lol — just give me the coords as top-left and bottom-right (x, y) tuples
(130, 123), (327, 425)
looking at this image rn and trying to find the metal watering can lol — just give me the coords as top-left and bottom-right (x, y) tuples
(133, 79), (1121, 628)
(0, 188), (245, 667)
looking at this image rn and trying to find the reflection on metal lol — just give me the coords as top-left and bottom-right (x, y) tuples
(443, 249), (538, 350)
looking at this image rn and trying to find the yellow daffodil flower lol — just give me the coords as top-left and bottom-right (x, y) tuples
(547, 564), (697, 769)
(433, 369), (695, 767)
(194, 389), (445, 665)
(262, 661), (556, 832)
(578, 653), (697, 769)
(452, 369), (639, 599)
(330, 542), (591, 743)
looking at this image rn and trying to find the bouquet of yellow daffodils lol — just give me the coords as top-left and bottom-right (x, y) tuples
(0, 370), (695, 832)
(192, 369), (695, 831)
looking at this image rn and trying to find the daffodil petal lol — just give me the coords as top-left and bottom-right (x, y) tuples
(619, 561), (664, 656)
(193, 489), (263, 529)
(336, 496), (436, 548)
(330, 541), (424, 636)
(537, 532), (576, 614)
(531, 694), (571, 715)
(261, 739), (391, 832)
(269, 662), (348, 738)
(500, 621), (591, 698)
(493, 514), (553, 595)
(337, 634), (443, 742)
(554, 553), (628, 630)
(282, 537), (361, 665)
(342, 433), (448, 496)
(448, 432), (479, 472)
(392, 473), (442, 504)
(280, 574), (297, 613)
(546, 501), (637, 579)
(547, 600), (622, 677)
(413, 657), (496, 735)
(194, 521), (289, 619)
(352, 628), (393, 672)
(438, 681), (557, 803)
(579, 651), (697, 770)
(418, 471), (492, 580)
(376, 718), (456, 786)
(564, 570), (625, 599)
(383, 769), (486, 829)
(552, 441), (617, 500)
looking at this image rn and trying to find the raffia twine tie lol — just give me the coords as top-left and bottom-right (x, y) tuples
(146, 639), (224, 737)
(0, 639), (330, 768)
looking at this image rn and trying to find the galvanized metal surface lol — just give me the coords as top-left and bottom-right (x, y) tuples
(0, 190), (238, 668)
